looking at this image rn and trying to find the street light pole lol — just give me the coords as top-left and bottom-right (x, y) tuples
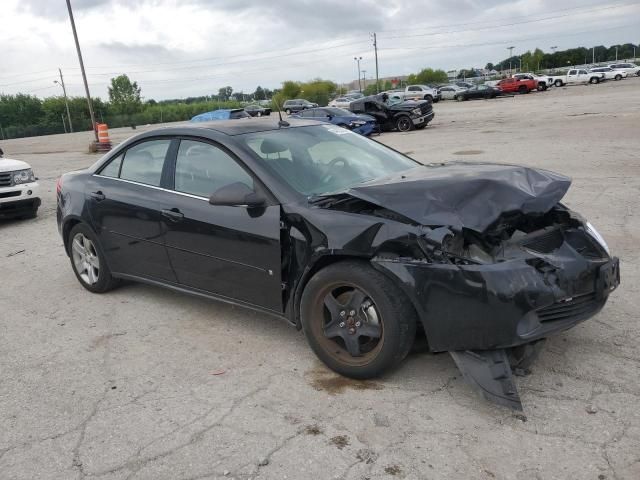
(372, 33), (380, 93)
(362, 70), (367, 91)
(551, 46), (558, 68)
(354, 56), (363, 92)
(507, 46), (515, 74)
(615, 45), (618, 61)
(54, 68), (73, 133)
(66, 0), (98, 142)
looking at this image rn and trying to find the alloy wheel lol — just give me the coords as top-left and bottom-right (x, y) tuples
(397, 117), (412, 132)
(312, 284), (384, 366)
(71, 233), (100, 285)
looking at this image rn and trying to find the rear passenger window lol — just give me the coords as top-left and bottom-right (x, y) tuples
(119, 139), (170, 187)
(99, 153), (123, 178)
(174, 140), (253, 198)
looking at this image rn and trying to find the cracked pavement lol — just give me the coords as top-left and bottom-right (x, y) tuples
(1, 79), (639, 479)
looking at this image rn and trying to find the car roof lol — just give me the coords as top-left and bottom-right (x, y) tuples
(154, 117), (325, 136)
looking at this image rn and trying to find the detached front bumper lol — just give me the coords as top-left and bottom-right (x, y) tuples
(0, 181), (41, 218)
(373, 249), (619, 353)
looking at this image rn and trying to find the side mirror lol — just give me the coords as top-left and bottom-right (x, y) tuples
(209, 182), (265, 208)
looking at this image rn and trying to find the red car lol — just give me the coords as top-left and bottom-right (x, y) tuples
(496, 77), (537, 94)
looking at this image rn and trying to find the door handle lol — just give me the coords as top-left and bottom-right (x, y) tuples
(90, 191), (105, 201)
(162, 208), (184, 222)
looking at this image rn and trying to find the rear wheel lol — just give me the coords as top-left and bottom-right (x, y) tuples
(68, 223), (120, 293)
(300, 261), (416, 379)
(424, 95), (433, 102)
(285, 109), (291, 115)
(538, 83), (548, 91)
(395, 115), (414, 132)
(256, 111), (262, 117)
(455, 95), (465, 102)
(590, 77), (600, 84)
(554, 79), (563, 87)
(518, 85), (528, 94)
(615, 74), (622, 81)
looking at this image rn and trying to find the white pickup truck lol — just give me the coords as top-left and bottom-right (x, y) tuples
(552, 68), (605, 86)
(405, 85), (440, 102)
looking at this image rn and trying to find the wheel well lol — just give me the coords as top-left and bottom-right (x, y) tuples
(62, 219), (82, 255)
(290, 255), (366, 328)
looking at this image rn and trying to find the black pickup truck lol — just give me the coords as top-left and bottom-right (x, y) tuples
(349, 94), (434, 132)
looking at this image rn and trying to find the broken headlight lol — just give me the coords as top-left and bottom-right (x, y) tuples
(585, 221), (610, 255)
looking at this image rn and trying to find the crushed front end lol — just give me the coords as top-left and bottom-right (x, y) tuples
(372, 205), (619, 409)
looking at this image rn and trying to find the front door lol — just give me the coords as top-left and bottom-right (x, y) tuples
(161, 139), (283, 312)
(86, 138), (177, 282)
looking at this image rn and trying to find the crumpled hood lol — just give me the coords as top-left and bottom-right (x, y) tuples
(344, 163), (571, 233)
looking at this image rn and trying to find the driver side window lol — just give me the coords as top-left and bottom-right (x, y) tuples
(174, 140), (253, 198)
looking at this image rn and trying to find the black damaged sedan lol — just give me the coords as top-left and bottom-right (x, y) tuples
(56, 118), (619, 409)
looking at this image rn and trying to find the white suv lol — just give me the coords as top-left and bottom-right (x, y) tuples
(0, 155), (41, 219)
(405, 85), (441, 102)
(608, 63), (640, 76)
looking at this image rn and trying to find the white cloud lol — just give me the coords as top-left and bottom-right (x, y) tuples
(1, 0), (638, 100)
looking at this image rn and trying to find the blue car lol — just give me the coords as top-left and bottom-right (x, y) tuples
(191, 109), (250, 122)
(292, 107), (376, 136)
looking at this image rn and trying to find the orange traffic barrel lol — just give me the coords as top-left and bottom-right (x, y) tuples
(95, 123), (112, 152)
(97, 123), (111, 143)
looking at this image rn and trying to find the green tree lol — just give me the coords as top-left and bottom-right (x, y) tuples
(108, 74), (142, 117)
(218, 86), (233, 101)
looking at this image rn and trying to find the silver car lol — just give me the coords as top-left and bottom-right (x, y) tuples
(438, 85), (467, 100)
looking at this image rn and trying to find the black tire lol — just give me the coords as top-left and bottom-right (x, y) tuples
(554, 79), (563, 87)
(518, 85), (528, 94)
(395, 115), (414, 132)
(615, 74), (622, 81)
(590, 77), (599, 84)
(285, 109), (291, 115)
(424, 95), (433, 102)
(256, 111), (262, 117)
(300, 261), (417, 379)
(67, 223), (120, 293)
(455, 95), (465, 102)
(538, 83), (548, 91)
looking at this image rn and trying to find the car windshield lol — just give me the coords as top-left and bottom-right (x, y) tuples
(325, 108), (351, 116)
(240, 125), (418, 196)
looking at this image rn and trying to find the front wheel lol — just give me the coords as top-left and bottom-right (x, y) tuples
(256, 111), (262, 117)
(615, 74), (622, 81)
(455, 95), (465, 102)
(285, 109), (291, 115)
(68, 223), (120, 293)
(554, 79), (563, 87)
(518, 86), (528, 94)
(300, 261), (416, 379)
(538, 84), (548, 91)
(395, 115), (414, 132)
(590, 77), (600, 84)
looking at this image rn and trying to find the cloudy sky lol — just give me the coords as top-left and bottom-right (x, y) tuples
(1, 0), (638, 100)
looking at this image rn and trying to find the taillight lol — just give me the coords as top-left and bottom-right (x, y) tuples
(56, 177), (62, 196)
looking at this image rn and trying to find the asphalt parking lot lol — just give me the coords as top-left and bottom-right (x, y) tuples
(1, 78), (639, 480)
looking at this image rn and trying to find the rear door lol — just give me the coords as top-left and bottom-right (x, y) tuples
(87, 138), (178, 281)
(161, 138), (283, 312)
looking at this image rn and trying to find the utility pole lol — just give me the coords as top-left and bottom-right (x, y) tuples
(362, 70), (367, 91)
(54, 68), (73, 133)
(615, 45), (618, 61)
(372, 33), (380, 93)
(66, 0), (98, 142)
(61, 114), (67, 133)
(592, 47), (595, 64)
(551, 46), (558, 68)
(354, 56), (363, 92)
(507, 46), (515, 74)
